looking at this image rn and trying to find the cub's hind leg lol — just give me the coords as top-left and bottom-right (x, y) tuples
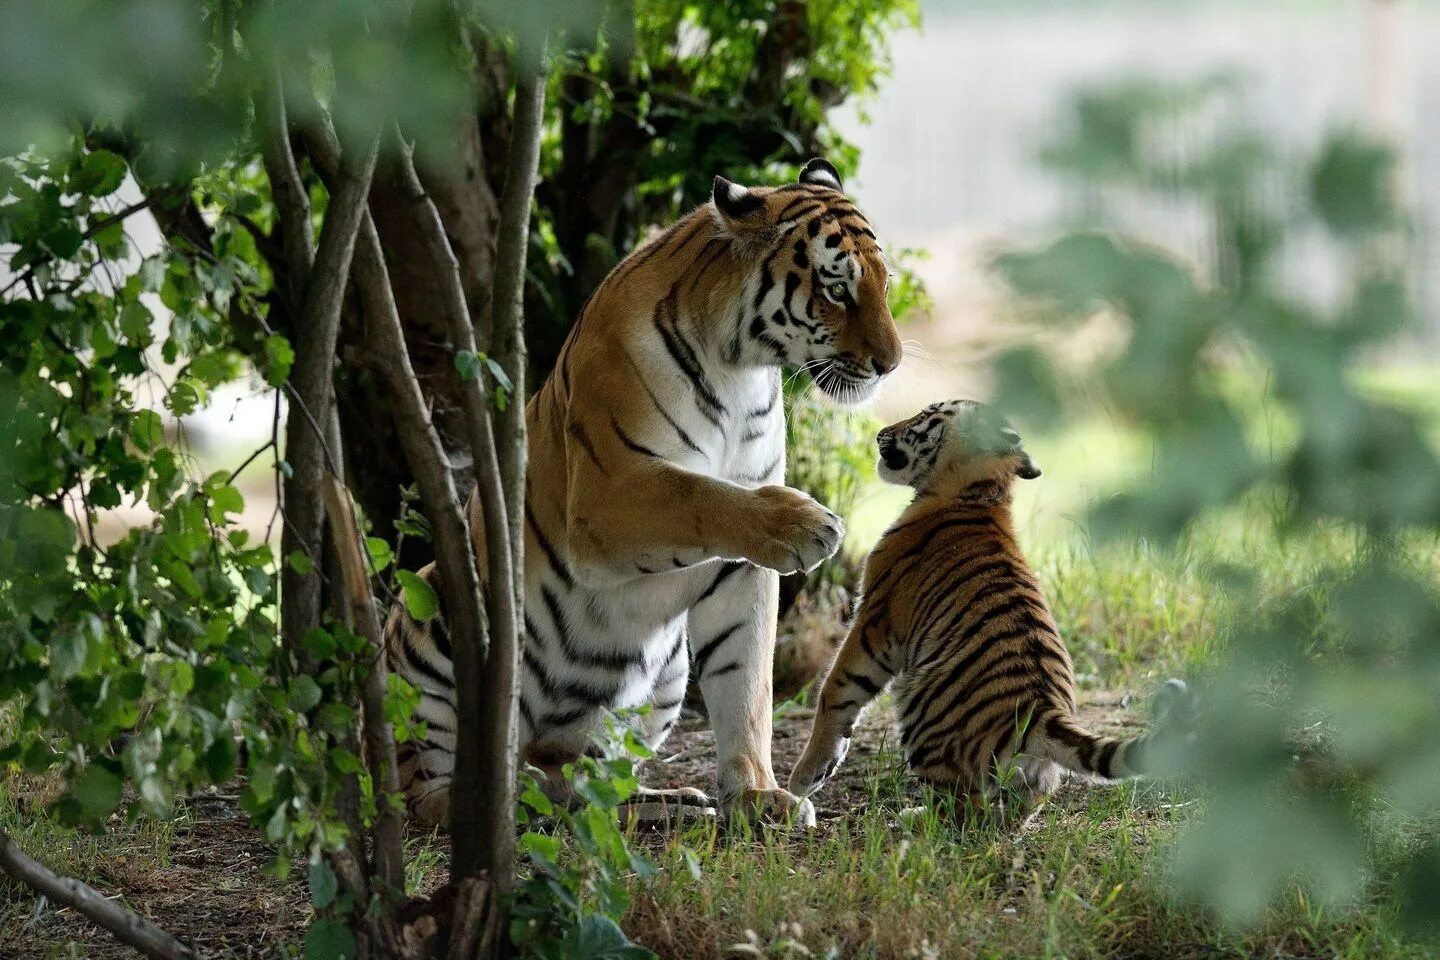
(688, 561), (814, 826)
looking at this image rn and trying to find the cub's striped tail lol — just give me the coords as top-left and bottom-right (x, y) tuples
(1024, 679), (1190, 780)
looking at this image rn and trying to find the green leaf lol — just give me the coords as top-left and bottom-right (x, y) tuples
(288, 675), (323, 713)
(1311, 133), (1395, 237)
(308, 859), (339, 910)
(304, 919), (356, 960)
(209, 484), (245, 523)
(263, 335), (295, 387)
(129, 409), (165, 453)
(68, 763), (124, 825)
(364, 537), (394, 572)
(454, 349), (485, 381)
(302, 627), (337, 659)
(10, 507), (76, 575)
(483, 356), (513, 393)
(51, 626), (90, 681)
(74, 149), (127, 197)
(561, 915), (657, 960)
(43, 225), (84, 259)
(288, 550), (315, 575)
(119, 302), (154, 344)
(395, 570), (438, 622)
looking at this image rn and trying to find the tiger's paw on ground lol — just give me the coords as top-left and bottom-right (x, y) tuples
(731, 787), (817, 829)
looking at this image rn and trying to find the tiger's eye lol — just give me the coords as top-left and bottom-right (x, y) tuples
(829, 281), (848, 300)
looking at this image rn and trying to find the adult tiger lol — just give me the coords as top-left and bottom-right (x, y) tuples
(788, 400), (1189, 812)
(387, 158), (902, 827)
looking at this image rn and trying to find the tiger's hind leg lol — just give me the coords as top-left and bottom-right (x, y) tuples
(688, 561), (815, 827)
(618, 626), (716, 823)
(385, 563), (460, 828)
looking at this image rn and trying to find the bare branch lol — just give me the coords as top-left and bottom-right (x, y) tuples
(0, 828), (195, 960)
(258, 74), (315, 313)
(302, 122), (490, 746)
(387, 133), (521, 879)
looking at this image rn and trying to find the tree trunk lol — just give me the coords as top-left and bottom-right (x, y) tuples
(279, 135), (379, 663)
(465, 44), (547, 943)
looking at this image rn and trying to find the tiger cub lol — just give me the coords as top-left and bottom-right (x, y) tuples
(789, 399), (1187, 808)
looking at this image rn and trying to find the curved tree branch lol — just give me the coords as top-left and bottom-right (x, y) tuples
(0, 828), (195, 960)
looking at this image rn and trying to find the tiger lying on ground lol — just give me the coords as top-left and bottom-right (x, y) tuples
(387, 158), (903, 828)
(788, 399), (1187, 812)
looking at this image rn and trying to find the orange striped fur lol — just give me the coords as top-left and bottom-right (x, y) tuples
(790, 400), (1186, 810)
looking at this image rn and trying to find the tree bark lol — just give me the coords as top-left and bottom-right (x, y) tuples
(320, 474), (406, 901)
(0, 828), (195, 960)
(353, 217), (492, 880)
(279, 134), (379, 664)
(258, 75), (315, 317)
(471, 36), (547, 918)
(386, 139), (519, 885)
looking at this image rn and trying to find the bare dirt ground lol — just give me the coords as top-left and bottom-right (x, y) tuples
(1, 692), (1144, 960)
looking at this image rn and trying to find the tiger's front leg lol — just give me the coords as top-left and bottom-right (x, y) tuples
(689, 560), (816, 827)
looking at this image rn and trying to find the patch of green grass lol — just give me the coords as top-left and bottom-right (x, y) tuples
(625, 739), (1425, 960)
(0, 777), (178, 931)
(621, 367), (1440, 959)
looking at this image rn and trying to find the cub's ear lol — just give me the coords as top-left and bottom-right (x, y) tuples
(1016, 453), (1042, 480)
(799, 157), (843, 191)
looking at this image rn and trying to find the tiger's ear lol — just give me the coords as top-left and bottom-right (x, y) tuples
(799, 157), (843, 191)
(712, 175), (765, 221)
(712, 175), (773, 251)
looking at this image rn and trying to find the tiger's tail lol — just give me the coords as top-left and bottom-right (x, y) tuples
(1023, 679), (1190, 780)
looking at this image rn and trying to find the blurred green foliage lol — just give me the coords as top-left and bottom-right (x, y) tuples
(993, 76), (1440, 934)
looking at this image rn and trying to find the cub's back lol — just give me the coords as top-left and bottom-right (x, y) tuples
(867, 503), (1076, 782)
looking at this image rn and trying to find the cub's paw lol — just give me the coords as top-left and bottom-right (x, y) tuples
(788, 736), (851, 798)
(729, 787), (817, 829)
(748, 486), (844, 575)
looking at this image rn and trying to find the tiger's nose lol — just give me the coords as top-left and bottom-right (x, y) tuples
(871, 355), (897, 376)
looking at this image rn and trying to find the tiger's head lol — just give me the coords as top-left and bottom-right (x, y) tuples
(875, 399), (1042, 492)
(710, 158), (902, 404)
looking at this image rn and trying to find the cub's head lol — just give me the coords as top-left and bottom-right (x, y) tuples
(711, 158), (902, 404)
(876, 399), (1041, 492)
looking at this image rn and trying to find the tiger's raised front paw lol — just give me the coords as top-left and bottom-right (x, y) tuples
(729, 787), (817, 829)
(748, 486), (844, 575)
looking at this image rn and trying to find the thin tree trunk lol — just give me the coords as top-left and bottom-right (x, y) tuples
(354, 215), (495, 880)
(258, 75), (314, 314)
(279, 134), (379, 665)
(473, 35), (547, 916)
(0, 828), (195, 960)
(320, 474), (407, 901)
(387, 139), (518, 881)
